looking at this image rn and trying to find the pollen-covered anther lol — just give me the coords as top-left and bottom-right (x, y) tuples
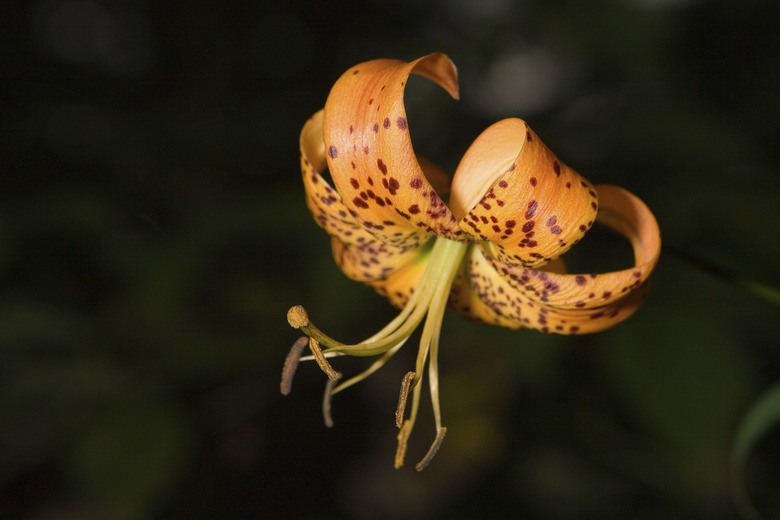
(416, 426), (447, 471)
(323, 372), (343, 427)
(280, 336), (309, 396)
(309, 337), (341, 381)
(395, 419), (412, 469)
(395, 371), (416, 428)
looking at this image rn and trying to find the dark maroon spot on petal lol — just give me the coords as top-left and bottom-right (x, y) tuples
(328, 145), (338, 158)
(388, 177), (400, 195)
(373, 123), (379, 133)
(530, 177), (537, 187)
(383, 117), (391, 129)
(633, 270), (642, 278)
(603, 291), (612, 298)
(363, 146), (369, 155)
(526, 131), (533, 141)
(397, 117), (407, 130)
(498, 180), (508, 188)
(353, 70), (359, 75)
(551, 226), (562, 235)
(353, 197), (369, 209)
(553, 161), (561, 176)
(492, 225), (501, 232)
(508, 163), (516, 171)
(350, 178), (359, 189)
(579, 224), (587, 232)
(575, 276), (587, 286)
(522, 221), (535, 233)
(368, 98), (374, 105)
(351, 161), (356, 169)
(408, 204), (420, 214)
(546, 216), (557, 227)
(377, 159), (388, 175)
(525, 200), (538, 219)
(591, 202), (598, 210)
(375, 197), (386, 207)
(480, 201), (491, 210)
(410, 178), (422, 189)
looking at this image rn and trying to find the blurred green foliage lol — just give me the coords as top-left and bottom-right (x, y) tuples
(1, 0), (779, 519)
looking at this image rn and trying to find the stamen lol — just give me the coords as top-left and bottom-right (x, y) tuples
(415, 427), (447, 471)
(322, 372), (342, 427)
(395, 419), (412, 469)
(280, 336), (308, 395)
(395, 371), (416, 428)
(285, 237), (470, 469)
(308, 337), (340, 380)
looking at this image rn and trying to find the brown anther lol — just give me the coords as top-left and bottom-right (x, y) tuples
(322, 372), (342, 428)
(287, 305), (310, 329)
(415, 427), (447, 471)
(308, 337), (340, 381)
(394, 420), (411, 469)
(280, 336), (308, 396)
(395, 371), (415, 428)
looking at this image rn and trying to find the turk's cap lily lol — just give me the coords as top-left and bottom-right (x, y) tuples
(286, 53), (661, 470)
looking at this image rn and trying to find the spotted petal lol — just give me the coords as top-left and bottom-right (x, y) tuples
(300, 110), (378, 248)
(330, 235), (431, 308)
(322, 53), (465, 251)
(450, 185), (660, 334)
(450, 118), (598, 269)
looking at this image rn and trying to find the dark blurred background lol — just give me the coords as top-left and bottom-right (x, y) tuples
(2, 0), (779, 518)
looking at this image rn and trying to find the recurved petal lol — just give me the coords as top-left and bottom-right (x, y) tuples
(322, 53), (465, 251)
(451, 244), (652, 334)
(451, 185), (660, 334)
(484, 184), (660, 310)
(450, 118), (598, 269)
(330, 235), (431, 308)
(301, 110), (378, 247)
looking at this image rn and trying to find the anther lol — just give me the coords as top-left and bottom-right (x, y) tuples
(395, 371), (415, 428)
(280, 336), (308, 395)
(394, 420), (411, 469)
(308, 337), (340, 380)
(287, 305), (310, 329)
(322, 372), (342, 428)
(415, 427), (447, 471)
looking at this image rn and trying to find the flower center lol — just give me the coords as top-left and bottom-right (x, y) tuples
(283, 235), (470, 470)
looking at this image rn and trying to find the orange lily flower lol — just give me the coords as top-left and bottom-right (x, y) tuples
(282, 53), (661, 470)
